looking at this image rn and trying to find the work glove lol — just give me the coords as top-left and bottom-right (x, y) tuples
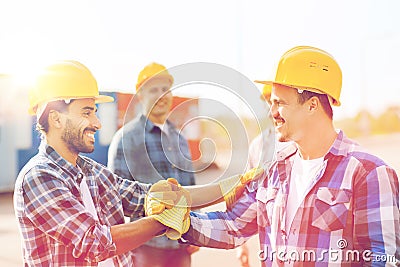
(145, 178), (192, 240)
(219, 167), (264, 209)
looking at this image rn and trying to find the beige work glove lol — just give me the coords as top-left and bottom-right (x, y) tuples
(145, 178), (192, 240)
(219, 167), (264, 209)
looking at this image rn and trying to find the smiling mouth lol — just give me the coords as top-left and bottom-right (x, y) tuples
(84, 130), (96, 143)
(273, 117), (285, 128)
(155, 100), (168, 107)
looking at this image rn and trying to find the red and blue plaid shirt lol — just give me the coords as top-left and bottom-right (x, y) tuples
(184, 131), (400, 266)
(14, 141), (151, 266)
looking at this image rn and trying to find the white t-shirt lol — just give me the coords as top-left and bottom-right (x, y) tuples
(80, 175), (115, 267)
(286, 152), (324, 232)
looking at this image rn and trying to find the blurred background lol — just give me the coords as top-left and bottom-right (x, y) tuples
(1, 0), (399, 266)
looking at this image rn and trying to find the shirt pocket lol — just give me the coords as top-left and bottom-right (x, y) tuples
(256, 187), (279, 228)
(312, 187), (352, 232)
(99, 193), (122, 224)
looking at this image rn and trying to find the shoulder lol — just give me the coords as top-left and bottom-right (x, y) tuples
(333, 133), (391, 172)
(117, 118), (143, 135)
(347, 147), (391, 173)
(15, 155), (68, 192)
(109, 117), (144, 145)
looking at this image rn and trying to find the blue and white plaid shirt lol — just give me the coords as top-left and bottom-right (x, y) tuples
(108, 115), (195, 249)
(14, 141), (151, 266)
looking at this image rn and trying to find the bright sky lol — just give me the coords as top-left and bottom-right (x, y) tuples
(1, 0), (400, 119)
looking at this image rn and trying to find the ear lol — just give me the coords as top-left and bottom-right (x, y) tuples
(48, 110), (63, 129)
(308, 97), (319, 112)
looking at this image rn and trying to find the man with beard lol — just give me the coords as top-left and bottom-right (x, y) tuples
(14, 60), (261, 266)
(178, 46), (400, 266)
(108, 62), (198, 267)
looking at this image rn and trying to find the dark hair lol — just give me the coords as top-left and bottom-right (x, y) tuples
(36, 100), (73, 134)
(296, 90), (333, 119)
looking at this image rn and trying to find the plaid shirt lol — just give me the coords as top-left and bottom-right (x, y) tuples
(14, 141), (151, 266)
(108, 115), (195, 249)
(184, 130), (400, 266)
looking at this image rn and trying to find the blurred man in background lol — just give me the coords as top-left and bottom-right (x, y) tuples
(108, 62), (198, 267)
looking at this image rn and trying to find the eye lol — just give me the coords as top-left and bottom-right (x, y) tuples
(149, 87), (158, 93)
(83, 111), (91, 117)
(272, 100), (280, 106)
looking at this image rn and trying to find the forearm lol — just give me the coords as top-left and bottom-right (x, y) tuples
(111, 217), (166, 255)
(184, 183), (224, 209)
(184, 173), (247, 209)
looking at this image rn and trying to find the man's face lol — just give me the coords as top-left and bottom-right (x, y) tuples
(270, 84), (308, 142)
(138, 76), (173, 120)
(61, 98), (101, 154)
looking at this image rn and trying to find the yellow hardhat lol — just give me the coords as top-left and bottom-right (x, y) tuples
(255, 46), (342, 106)
(136, 62), (174, 91)
(28, 60), (114, 115)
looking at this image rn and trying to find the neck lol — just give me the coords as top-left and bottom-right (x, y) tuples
(147, 113), (167, 125)
(296, 122), (337, 160)
(46, 133), (78, 166)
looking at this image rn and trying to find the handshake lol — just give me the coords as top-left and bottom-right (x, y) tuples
(144, 167), (264, 240)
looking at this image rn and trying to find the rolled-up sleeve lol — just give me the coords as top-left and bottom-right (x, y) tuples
(183, 188), (258, 249)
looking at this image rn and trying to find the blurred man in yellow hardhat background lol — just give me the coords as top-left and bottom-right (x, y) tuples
(108, 62), (199, 267)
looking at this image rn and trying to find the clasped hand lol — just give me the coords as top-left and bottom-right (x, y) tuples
(145, 178), (191, 240)
(145, 167), (265, 240)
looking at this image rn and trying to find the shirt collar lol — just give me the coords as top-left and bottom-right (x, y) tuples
(140, 114), (177, 134)
(39, 140), (93, 182)
(275, 130), (356, 162)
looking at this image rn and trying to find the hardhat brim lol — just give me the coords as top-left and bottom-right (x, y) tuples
(254, 80), (341, 106)
(28, 94), (115, 116)
(95, 94), (115, 104)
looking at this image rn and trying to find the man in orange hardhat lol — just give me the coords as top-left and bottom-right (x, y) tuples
(178, 46), (399, 266)
(108, 62), (198, 267)
(14, 60), (262, 266)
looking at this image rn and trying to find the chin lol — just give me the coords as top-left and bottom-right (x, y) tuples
(277, 133), (289, 143)
(81, 146), (95, 154)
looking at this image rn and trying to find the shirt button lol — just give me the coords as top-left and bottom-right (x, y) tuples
(168, 147), (172, 151)
(107, 201), (112, 206)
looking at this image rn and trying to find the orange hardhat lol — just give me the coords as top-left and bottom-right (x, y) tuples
(136, 62), (174, 91)
(28, 60), (114, 115)
(255, 46), (342, 106)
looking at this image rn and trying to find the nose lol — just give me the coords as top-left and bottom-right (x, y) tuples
(270, 102), (278, 118)
(159, 89), (172, 99)
(92, 115), (102, 130)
